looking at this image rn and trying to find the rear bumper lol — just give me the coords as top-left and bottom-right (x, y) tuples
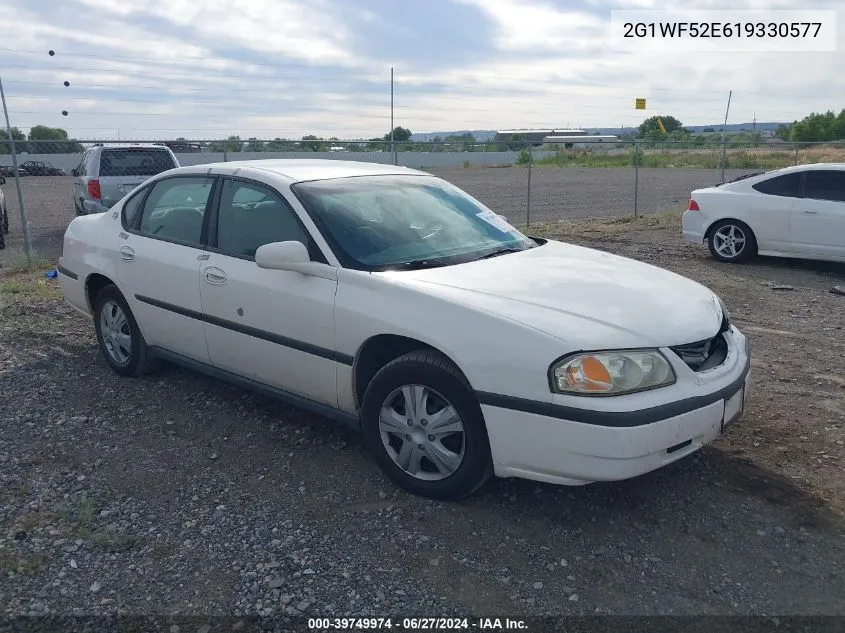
(483, 329), (750, 486)
(57, 258), (92, 318)
(82, 200), (110, 215)
(682, 210), (707, 244)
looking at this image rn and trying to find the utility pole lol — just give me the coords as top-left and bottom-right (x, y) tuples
(719, 90), (733, 183)
(390, 66), (396, 165)
(0, 74), (32, 256)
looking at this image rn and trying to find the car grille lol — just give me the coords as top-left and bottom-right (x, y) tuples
(670, 315), (730, 372)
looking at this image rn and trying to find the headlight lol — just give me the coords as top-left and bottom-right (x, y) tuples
(550, 350), (676, 396)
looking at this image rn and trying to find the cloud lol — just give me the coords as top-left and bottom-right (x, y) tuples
(0, 0), (841, 139)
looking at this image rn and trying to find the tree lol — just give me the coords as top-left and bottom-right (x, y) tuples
(787, 110), (845, 142)
(301, 135), (327, 152)
(774, 124), (792, 141)
(26, 125), (84, 153)
(0, 127), (26, 154)
(637, 115), (685, 138)
(383, 126), (412, 143)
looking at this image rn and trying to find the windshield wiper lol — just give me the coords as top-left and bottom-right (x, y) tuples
(394, 258), (450, 270)
(474, 247), (526, 261)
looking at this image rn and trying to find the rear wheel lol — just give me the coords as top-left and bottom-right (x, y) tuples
(93, 284), (158, 377)
(361, 350), (493, 500)
(707, 220), (757, 263)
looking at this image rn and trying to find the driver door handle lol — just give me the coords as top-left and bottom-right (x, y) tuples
(204, 267), (227, 284)
(119, 246), (135, 261)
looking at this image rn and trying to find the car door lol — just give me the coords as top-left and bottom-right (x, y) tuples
(790, 169), (845, 257)
(117, 175), (216, 363)
(199, 176), (339, 407)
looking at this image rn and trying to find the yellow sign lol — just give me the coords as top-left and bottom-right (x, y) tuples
(635, 98), (646, 110)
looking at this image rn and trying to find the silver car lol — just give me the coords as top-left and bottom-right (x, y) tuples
(71, 144), (180, 215)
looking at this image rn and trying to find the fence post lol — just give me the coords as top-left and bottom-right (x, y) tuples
(633, 140), (639, 218)
(793, 144), (798, 166)
(0, 75), (32, 256)
(223, 148), (228, 162)
(526, 145), (532, 229)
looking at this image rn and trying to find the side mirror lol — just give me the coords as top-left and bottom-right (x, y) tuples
(255, 241), (337, 280)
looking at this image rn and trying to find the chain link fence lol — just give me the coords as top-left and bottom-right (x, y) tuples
(1, 138), (843, 257)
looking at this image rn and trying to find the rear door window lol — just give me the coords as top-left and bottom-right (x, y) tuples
(804, 170), (845, 202)
(752, 173), (802, 197)
(99, 149), (176, 177)
(137, 177), (214, 246)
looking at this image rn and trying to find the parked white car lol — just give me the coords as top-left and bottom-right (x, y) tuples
(58, 160), (749, 499)
(683, 163), (845, 263)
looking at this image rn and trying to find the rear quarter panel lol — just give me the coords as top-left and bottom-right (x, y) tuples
(59, 211), (122, 316)
(697, 186), (794, 250)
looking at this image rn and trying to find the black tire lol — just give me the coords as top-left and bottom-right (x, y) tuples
(707, 219), (757, 263)
(74, 196), (84, 216)
(1, 202), (8, 234)
(93, 284), (159, 377)
(360, 350), (493, 500)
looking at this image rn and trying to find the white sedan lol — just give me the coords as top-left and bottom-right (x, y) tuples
(58, 160), (750, 500)
(683, 163), (845, 263)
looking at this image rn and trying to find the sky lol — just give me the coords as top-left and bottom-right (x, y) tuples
(0, 0), (843, 140)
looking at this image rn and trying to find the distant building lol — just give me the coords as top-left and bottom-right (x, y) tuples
(493, 129), (586, 146)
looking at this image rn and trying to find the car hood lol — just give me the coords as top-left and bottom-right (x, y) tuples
(380, 240), (723, 349)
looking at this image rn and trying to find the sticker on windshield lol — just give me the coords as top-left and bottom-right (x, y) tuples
(476, 210), (512, 233)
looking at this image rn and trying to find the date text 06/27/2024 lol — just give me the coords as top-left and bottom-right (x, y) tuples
(307, 618), (528, 631)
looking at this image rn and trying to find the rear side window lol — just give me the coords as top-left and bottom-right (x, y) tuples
(138, 177), (214, 246)
(121, 188), (147, 229)
(804, 170), (845, 202)
(99, 149), (176, 177)
(752, 173), (802, 198)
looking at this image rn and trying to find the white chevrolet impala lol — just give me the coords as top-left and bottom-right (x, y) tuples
(58, 160), (750, 499)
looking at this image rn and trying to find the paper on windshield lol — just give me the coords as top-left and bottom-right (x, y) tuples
(476, 209), (513, 233)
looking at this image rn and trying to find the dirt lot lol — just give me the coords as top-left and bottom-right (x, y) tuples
(0, 168), (753, 265)
(1, 208), (844, 620)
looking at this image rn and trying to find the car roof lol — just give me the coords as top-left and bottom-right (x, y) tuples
(177, 159), (426, 183)
(765, 162), (845, 175)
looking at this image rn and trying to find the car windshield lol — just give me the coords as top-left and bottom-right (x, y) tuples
(99, 149), (176, 177)
(291, 175), (536, 270)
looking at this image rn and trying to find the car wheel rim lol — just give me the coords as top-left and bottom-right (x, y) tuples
(99, 300), (132, 365)
(378, 384), (466, 482)
(713, 225), (746, 258)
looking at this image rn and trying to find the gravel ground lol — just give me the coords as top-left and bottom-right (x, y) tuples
(1, 213), (844, 620)
(0, 168), (755, 265)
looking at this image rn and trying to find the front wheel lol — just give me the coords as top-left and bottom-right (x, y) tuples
(361, 350), (493, 500)
(707, 220), (757, 263)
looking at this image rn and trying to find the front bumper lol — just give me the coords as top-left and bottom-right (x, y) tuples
(482, 328), (750, 486)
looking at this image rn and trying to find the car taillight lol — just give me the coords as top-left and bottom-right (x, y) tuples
(687, 199), (700, 211)
(87, 179), (101, 200)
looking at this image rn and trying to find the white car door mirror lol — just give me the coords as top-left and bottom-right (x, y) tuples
(255, 241), (310, 269)
(254, 241), (337, 280)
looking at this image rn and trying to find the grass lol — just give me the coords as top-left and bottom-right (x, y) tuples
(527, 146), (845, 170)
(0, 268), (65, 334)
(2, 250), (53, 273)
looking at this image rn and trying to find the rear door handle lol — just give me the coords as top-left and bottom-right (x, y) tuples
(119, 246), (135, 261)
(801, 210), (819, 215)
(204, 267), (227, 284)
